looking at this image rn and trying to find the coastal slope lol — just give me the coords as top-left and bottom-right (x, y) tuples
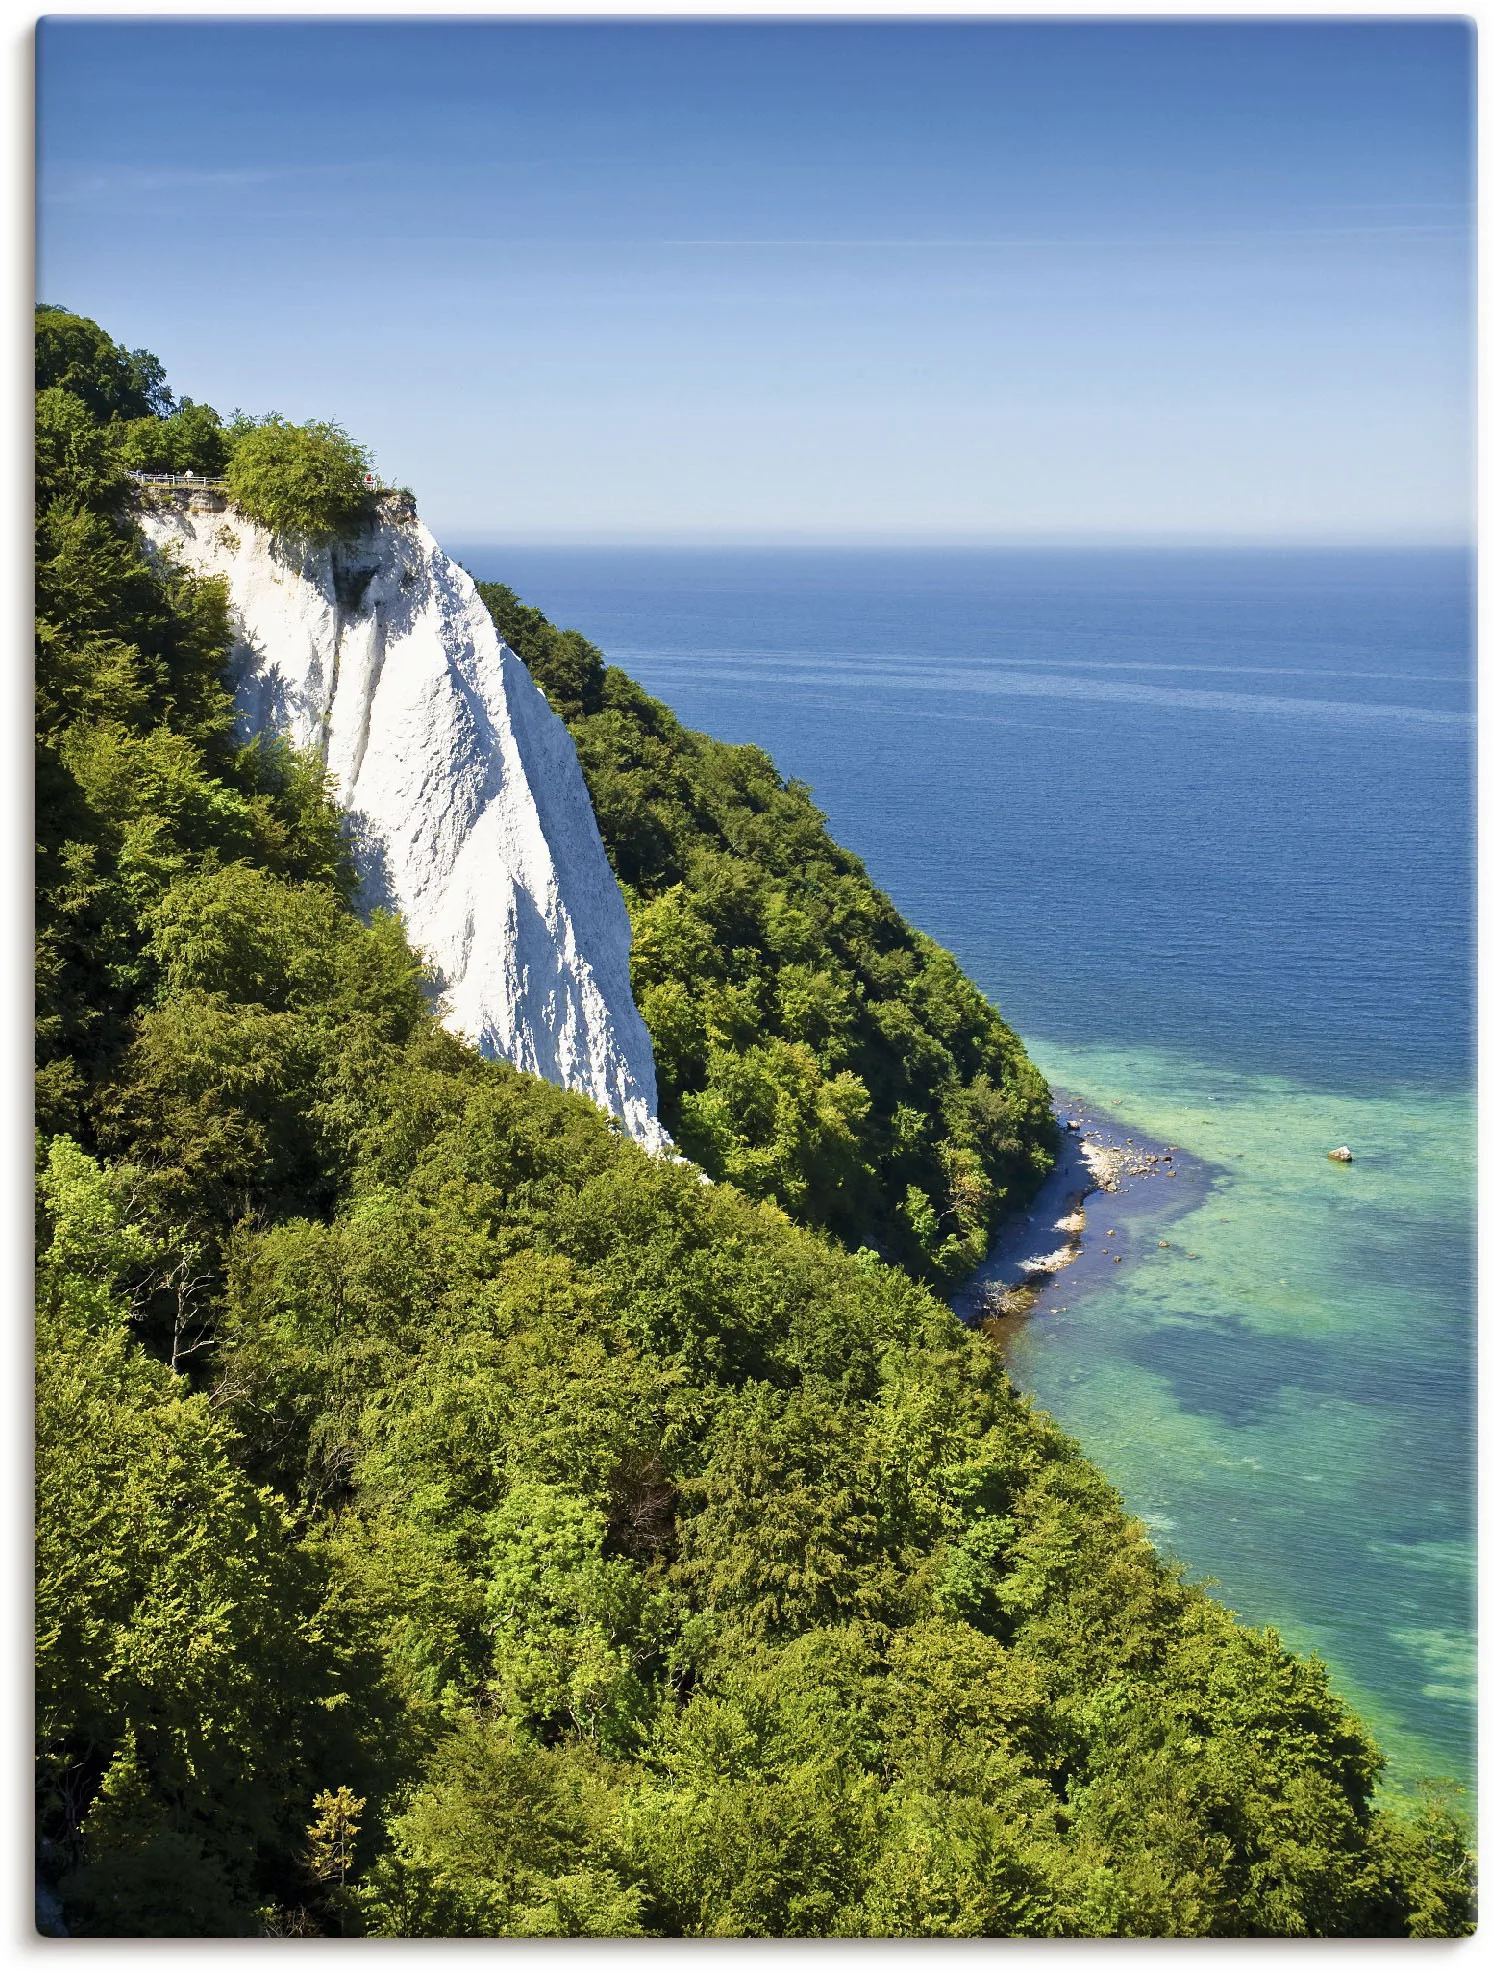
(477, 579), (1057, 1282)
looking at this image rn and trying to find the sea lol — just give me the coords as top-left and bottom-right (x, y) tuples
(451, 542), (1476, 1802)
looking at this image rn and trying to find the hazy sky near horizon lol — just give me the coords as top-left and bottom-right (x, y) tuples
(37, 17), (1472, 544)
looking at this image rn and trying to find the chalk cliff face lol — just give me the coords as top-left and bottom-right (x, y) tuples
(138, 494), (669, 1152)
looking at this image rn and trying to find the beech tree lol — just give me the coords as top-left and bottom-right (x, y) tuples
(225, 416), (374, 541)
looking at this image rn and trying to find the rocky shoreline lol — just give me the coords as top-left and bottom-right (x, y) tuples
(953, 1090), (1209, 1332)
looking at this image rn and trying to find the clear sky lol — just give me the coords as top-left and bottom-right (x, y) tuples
(36, 17), (1473, 544)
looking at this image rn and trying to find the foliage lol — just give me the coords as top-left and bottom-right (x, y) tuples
(35, 309), (355, 1141)
(35, 1142), (382, 1936)
(224, 415), (375, 541)
(476, 580), (1056, 1283)
(36, 304), (173, 421)
(116, 399), (232, 477)
(354, 1722), (646, 1937)
(483, 1480), (677, 1753)
(305, 1787), (366, 1888)
(34, 314), (1476, 1938)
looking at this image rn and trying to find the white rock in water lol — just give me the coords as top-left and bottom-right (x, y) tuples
(138, 497), (669, 1152)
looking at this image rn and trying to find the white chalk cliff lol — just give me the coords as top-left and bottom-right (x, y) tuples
(138, 492), (669, 1152)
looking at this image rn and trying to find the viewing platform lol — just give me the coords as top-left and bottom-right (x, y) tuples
(128, 469), (228, 489)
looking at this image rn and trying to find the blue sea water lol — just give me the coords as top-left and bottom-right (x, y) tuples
(454, 543), (1476, 1796)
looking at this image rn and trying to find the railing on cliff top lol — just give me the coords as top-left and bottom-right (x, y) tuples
(128, 470), (229, 489)
(129, 470), (387, 493)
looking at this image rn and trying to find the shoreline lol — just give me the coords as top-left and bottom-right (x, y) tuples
(952, 1087), (1221, 1338)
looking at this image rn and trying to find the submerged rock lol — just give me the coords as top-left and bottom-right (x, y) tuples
(139, 496), (669, 1152)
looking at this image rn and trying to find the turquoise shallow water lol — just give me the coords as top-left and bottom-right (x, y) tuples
(457, 544), (1476, 1798)
(1009, 1039), (1475, 1796)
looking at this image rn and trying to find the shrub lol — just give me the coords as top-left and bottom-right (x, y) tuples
(225, 416), (374, 543)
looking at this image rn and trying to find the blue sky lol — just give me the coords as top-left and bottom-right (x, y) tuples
(36, 18), (1473, 544)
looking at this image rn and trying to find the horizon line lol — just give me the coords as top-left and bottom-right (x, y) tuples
(438, 533), (1474, 553)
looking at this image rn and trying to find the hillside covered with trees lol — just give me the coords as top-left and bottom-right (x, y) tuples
(34, 308), (1474, 1938)
(477, 580), (1054, 1283)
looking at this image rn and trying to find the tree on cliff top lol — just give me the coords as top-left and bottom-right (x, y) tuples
(36, 305), (173, 423)
(225, 417), (375, 543)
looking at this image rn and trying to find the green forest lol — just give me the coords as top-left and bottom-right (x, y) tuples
(35, 308), (1475, 1938)
(475, 578), (1054, 1283)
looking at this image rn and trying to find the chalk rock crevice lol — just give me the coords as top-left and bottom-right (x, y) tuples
(138, 496), (669, 1153)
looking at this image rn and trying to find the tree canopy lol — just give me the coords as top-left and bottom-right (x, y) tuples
(224, 415), (375, 541)
(36, 304), (173, 422)
(115, 400), (232, 478)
